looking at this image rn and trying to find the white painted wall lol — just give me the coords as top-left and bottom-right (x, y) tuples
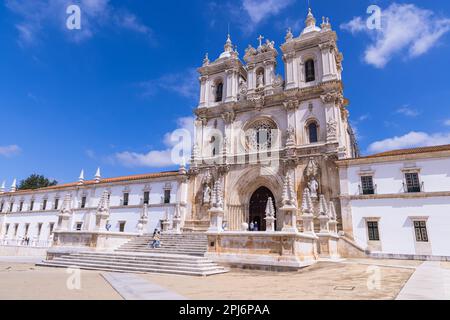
(0, 176), (186, 247)
(340, 155), (450, 257)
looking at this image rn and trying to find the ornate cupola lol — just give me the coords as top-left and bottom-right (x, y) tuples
(197, 34), (247, 109)
(243, 35), (283, 97)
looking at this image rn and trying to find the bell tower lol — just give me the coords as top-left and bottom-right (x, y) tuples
(281, 8), (343, 91)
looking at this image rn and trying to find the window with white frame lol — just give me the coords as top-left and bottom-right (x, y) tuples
(414, 221), (429, 242)
(405, 172), (421, 193)
(361, 176), (375, 195)
(123, 192), (129, 206)
(80, 196), (87, 209)
(367, 221), (380, 241)
(143, 191), (150, 205)
(42, 199), (48, 211)
(54, 198), (60, 210)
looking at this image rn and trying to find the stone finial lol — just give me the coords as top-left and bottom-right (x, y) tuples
(203, 52), (210, 66)
(265, 197), (275, 218)
(211, 179), (224, 210)
(0, 181), (5, 194)
(282, 173), (297, 207)
(179, 157), (187, 175)
(78, 169), (85, 184)
(94, 167), (101, 183)
(224, 34), (233, 52)
(319, 195), (329, 216)
(329, 201), (337, 221)
(285, 27), (293, 42)
(10, 179), (17, 193)
(97, 190), (110, 214)
(301, 188), (313, 215)
(60, 193), (73, 214)
(306, 8), (316, 27)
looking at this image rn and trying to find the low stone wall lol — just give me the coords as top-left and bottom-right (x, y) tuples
(205, 231), (324, 270)
(337, 236), (370, 258)
(53, 231), (136, 252)
(0, 245), (49, 257)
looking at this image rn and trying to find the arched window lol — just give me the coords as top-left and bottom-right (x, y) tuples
(210, 136), (218, 157)
(245, 119), (277, 151)
(215, 82), (223, 102)
(305, 59), (315, 83)
(308, 122), (319, 143)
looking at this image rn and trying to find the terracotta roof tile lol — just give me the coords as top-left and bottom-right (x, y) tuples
(1, 171), (180, 196)
(362, 144), (450, 159)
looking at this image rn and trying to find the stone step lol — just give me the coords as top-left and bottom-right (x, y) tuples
(38, 260), (228, 277)
(52, 257), (221, 271)
(115, 249), (206, 256)
(57, 256), (217, 268)
(74, 251), (207, 261)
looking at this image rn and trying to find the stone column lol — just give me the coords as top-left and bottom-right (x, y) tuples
(265, 197), (276, 232)
(207, 180), (225, 233)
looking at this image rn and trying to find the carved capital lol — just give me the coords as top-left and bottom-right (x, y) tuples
(283, 99), (299, 111)
(221, 111), (236, 124)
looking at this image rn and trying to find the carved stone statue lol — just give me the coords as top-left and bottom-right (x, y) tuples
(203, 184), (211, 204)
(257, 73), (264, 88)
(308, 177), (319, 199)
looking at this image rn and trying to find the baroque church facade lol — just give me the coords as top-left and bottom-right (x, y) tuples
(186, 9), (357, 233)
(1, 9), (450, 265)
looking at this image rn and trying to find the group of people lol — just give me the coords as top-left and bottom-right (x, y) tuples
(249, 221), (259, 232)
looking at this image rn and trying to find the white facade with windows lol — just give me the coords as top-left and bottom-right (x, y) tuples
(0, 171), (189, 248)
(338, 147), (450, 258)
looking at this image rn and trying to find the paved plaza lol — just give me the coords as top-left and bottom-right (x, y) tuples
(3, 257), (445, 300)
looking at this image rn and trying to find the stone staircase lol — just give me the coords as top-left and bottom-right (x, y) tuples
(37, 233), (228, 277)
(116, 233), (208, 256)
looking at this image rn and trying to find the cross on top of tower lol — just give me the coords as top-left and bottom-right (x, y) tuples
(257, 35), (264, 48)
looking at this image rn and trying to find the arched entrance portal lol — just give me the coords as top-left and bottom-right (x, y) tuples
(249, 187), (276, 231)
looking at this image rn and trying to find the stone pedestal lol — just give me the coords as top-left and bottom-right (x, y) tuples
(137, 218), (148, 236)
(95, 212), (109, 232)
(57, 213), (71, 232)
(301, 214), (315, 234)
(172, 217), (182, 234)
(329, 220), (338, 234)
(265, 216), (276, 232)
(208, 208), (224, 233)
(319, 215), (330, 233)
(161, 220), (171, 233)
(280, 205), (298, 233)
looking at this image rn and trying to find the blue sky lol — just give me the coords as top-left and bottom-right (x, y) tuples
(1, 0), (450, 185)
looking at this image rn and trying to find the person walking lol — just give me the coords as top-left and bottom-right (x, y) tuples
(152, 231), (161, 249)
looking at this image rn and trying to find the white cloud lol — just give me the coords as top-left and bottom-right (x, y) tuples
(444, 119), (450, 126)
(242, 0), (294, 25)
(368, 131), (450, 153)
(113, 117), (194, 168)
(396, 106), (420, 117)
(0, 145), (22, 157)
(340, 3), (450, 68)
(5, 0), (153, 45)
(138, 69), (199, 100)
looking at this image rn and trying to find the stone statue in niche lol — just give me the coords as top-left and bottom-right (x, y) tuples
(203, 184), (211, 204)
(308, 177), (319, 199)
(257, 73), (264, 88)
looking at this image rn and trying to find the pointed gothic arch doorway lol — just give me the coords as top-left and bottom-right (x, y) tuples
(249, 187), (276, 231)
